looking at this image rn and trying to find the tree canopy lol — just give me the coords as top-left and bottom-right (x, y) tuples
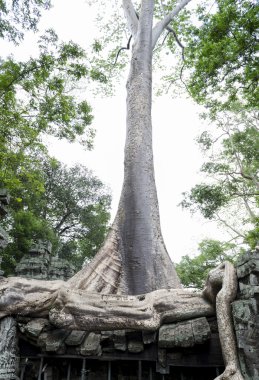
(2, 159), (111, 275)
(0, 1), (112, 274)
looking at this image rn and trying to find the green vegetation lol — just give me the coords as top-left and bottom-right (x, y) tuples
(0, 1), (111, 274)
(176, 239), (235, 288)
(0, 0), (258, 285)
(2, 159), (111, 275)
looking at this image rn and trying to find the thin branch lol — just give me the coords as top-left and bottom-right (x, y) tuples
(114, 35), (132, 65)
(54, 211), (73, 232)
(166, 25), (185, 60)
(152, 0), (192, 49)
(215, 214), (246, 239)
(122, 0), (138, 38)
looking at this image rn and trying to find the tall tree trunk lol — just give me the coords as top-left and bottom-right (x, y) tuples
(69, 0), (181, 294)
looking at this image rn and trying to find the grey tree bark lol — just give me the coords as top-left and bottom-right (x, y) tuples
(69, 0), (189, 295)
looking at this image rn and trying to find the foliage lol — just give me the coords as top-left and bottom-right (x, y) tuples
(2, 159), (111, 275)
(175, 239), (236, 288)
(185, 0), (259, 114)
(0, 3), (114, 274)
(0, 0), (51, 43)
(0, 28), (96, 222)
(181, 110), (259, 249)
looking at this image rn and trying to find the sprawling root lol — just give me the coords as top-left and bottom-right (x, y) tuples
(68, 226), (122, 293)
(215, 365), (244, 380)
(0, 261), (243, 380)
(215, 262), (243, 380)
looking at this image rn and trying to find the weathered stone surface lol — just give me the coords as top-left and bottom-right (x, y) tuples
(24, 318), (49, 338)
(45, 329), (70, 352)
(80, 332), (101, 356)
(158, 317), (211, 348)
(0, 317), (19, 380)
(15, 240), (75, 281)
(48, 255), (76, 281)
(113, 330), (127, 351)
(128, 339), (144, 353)
(142, 330), (156, 344)
(232, 299), (257, 330)
(157, 348), (169, 374)
(37, 332), (48, 350)
(15, 241), (51, 280)
(192, 317), (211, 344)
(65, 330), (86, 346)
(233, 248), (259, 379)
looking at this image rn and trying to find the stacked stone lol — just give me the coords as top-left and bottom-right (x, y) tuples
(17, 316), (212, 357)
(48, 255), (76, 281)
(232, 248), (259, 380)
(15, 240), (52, 279)
(15, 240), (76, 280)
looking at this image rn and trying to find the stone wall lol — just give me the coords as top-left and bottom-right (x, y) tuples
(232, 248), (259, 379)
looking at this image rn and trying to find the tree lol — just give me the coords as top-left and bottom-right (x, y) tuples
(68, 0), (259, 295)
(176, 239), (236, 288)
(36, 160), (111, 268)
(0, 27), (97, 204)
(180, 110), (259, 250)
(2, 159), (111, 275)
(183, 0), (259, 115)
(69, 0), (202, 295)
(0, 0), (51, 43)
(0, 3), (247, 378)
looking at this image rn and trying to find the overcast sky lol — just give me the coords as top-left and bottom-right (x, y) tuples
(1, 0), (227, 262)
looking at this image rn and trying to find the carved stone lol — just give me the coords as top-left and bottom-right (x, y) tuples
(65, 330), (87, 346)
(45, 328), (70, 353)
(0, 317), (19, 380)
(24, 318), (49, 338)
(158, 317), (211, 348)
(80, 332), (102, 356)
(48, 255), (76, 281)
(232, 248), (259, 379)
(15, 240), (52, 280)
(15, 240), (75, 281)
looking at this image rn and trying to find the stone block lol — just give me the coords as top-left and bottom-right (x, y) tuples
(142, 330), (157, 344)
(45, 329), (70, 352)
(128, 340), (144, 353)
(80, 333), (101, 356)
(65, 330), (86, 346)
(232, 299), (257, 328)
(24, 318), (49, 338)
(192, 317), (211, 344)
(113, 330), (127, 351)
(158, 317), (210, 348)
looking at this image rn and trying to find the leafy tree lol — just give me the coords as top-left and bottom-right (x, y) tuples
(181, 110), (259, 251)
(0, 6), (112, 274)
(0, 0), (51, 43)
(176, 239), (236, 288)
(184, 0), (259, 114)
(58, 0), (259, 295)
(2, 159), (111, 275)
(2, 0), (258, 296)
(0, 28), (95, 207)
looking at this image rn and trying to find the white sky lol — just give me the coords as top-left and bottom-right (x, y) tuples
(1, 0), (227, 262)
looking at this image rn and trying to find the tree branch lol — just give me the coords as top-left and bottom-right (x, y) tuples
(166, 25), (185, 60)
(122, 0), (138, 38)
(114, 35), (132, 65)
(152, 0), (192, 49)
(215, 214), (246, 239)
